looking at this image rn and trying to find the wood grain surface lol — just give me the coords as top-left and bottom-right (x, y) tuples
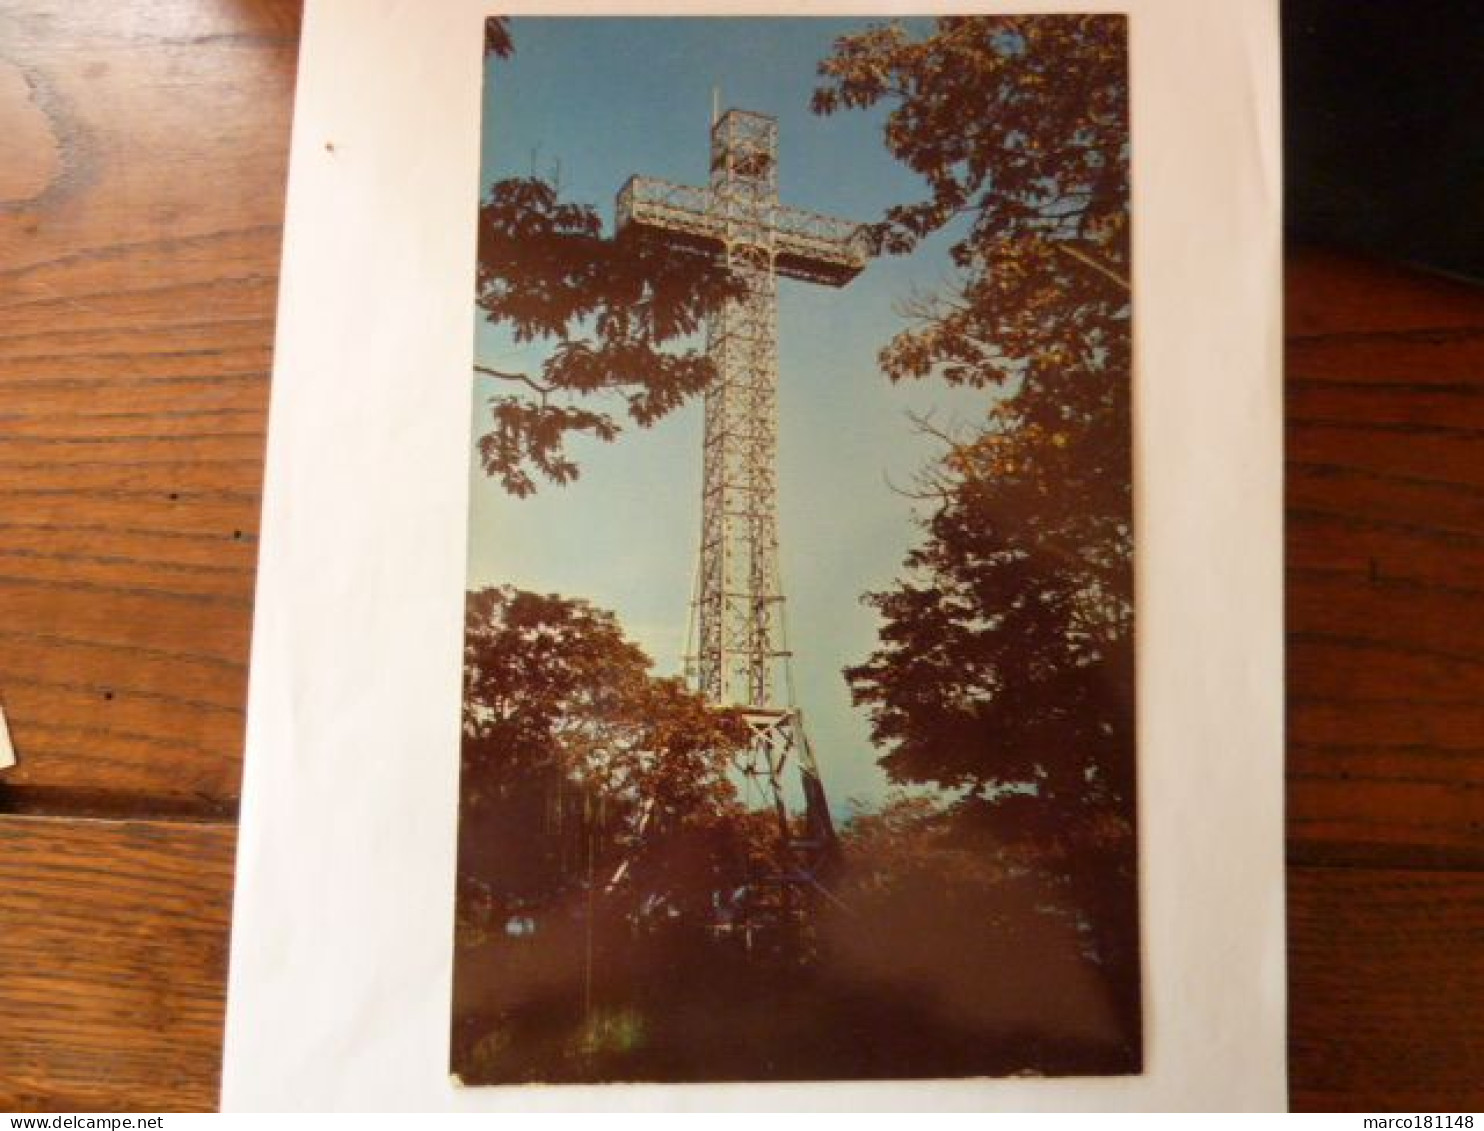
(1289, 867), (1484, 1113)
(0, 0), (297, 817)
(1285, 252), (1484, 1110)
(0, 1), (1481, 1113)
(0, 0), (295, 1112)
(1286, 252), (1484, 876)
(0, 816), (235, 1112)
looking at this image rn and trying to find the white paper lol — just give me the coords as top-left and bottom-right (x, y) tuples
(222, 0), (1285, 1111)
(0, 701), (15, 771)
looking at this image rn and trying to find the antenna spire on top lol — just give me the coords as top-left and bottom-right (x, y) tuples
(712, 86), (720, 127)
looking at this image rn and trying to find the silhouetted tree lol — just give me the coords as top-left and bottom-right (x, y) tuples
(474, 20), (740, 496)
(813, 15), (1128, 382)
(483, 16), (512, 59)
(823, 793), (1132, 1066)
(459, 586), (754, 919)
(817, 16), (1138, 1043)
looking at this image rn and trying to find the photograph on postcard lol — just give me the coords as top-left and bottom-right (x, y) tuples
(451, 15), (1139, 1084)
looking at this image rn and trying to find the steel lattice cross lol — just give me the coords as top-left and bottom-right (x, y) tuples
(616, 108), (867, 855)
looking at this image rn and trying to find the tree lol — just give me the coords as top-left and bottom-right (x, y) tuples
(815, 13), (1132, 811)
(815, 16), (1138, 1041)
(812, 16), (1129, 516)
(474, 21), (741, 497)
(459, 586), (754, 918)
(844, 420), (1133, 816)
(483, 17), (512, 60)
(812, 16), (1129, 379)
(820, 793), (1133, 1066)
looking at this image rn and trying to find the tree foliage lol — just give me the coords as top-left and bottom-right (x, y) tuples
(474, 22), (740, 497)
(817, 17), (1137, 1012)
(474, 182), (740, 496)
(460, 586), (754, 917)
(813, 16), (1129, 504)
(816, 14), (1131, 810)
(824, 792), (1132, 1058)
(844, 420), (1133, 816)
(483, 17), (513, 60)
(813, 15), (1128, 384)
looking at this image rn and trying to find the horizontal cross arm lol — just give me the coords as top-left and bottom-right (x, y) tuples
(616, 175), (869, 287)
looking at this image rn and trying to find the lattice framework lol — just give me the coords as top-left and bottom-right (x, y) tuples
(617, 108), (867, 869)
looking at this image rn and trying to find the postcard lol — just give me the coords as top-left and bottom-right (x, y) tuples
(223, 0), (1284, 1111)
(454, 14), (1140, 1085)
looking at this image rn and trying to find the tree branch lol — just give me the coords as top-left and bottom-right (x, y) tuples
(1053, 241), (1130, 291)
(474, 363), (555, 399)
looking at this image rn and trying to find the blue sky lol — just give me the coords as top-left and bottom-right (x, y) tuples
(465, 17), (993, 811)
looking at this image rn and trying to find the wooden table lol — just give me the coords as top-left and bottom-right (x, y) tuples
(1, 1), (1480, 1112)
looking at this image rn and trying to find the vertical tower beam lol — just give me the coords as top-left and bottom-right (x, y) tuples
(617, 108), (864, 888)
(692, 111), (838, 870)
(697, 111), (783, 711)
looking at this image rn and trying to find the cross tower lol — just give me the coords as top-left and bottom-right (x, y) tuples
(616, 108), (867, 871)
